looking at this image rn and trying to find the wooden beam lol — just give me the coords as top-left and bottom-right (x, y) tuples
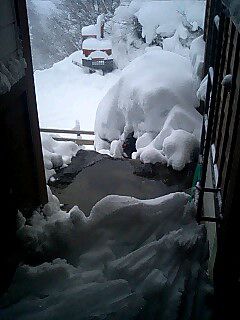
(53, 137), (94, 146)
(40, 128), (95, 135)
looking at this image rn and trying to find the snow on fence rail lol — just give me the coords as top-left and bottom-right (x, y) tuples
(40, 128), (95, 146)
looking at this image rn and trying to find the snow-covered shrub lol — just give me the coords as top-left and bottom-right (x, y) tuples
(1, 190), (212, 319)
(111, 3), (147, 69)
(95, 49), (201, 170)
(135, 0), (206, 45)
(111, 0), (206, 69)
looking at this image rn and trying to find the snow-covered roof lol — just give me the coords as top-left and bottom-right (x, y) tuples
(82, 38), (112, 50)
(88, 51), (109, 59)
(135, 1), (206, 44)
(82, 24), (97, 36)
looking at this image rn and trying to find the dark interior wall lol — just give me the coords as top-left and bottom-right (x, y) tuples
(0, 0), (47, 293)
(222, 0), (240, 30)
(0, 0), (47, 210)
(0, 0), (18, 61)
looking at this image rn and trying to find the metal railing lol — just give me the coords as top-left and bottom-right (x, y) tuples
(40, 128), (95, 146)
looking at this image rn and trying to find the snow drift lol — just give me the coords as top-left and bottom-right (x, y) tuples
(94, 49), (202, 170)
(35, 51), (121, 132)
(1, 190), (212, 319)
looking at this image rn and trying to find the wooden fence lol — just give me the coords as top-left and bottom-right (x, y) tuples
(40, 128), (95, 146)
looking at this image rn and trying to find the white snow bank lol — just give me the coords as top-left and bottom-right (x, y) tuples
(1, 191), (212, 319)
(35, 51), (121, 131)
(41, 133), (79, 181)
(95, 49), (201, 170)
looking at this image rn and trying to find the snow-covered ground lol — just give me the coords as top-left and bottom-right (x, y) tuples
(35, 51), (121, 131)
(1, 190), (212, 319)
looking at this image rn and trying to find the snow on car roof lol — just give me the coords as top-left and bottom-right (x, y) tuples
(82, 38), (112, 50)
(89, 51), (109, 59)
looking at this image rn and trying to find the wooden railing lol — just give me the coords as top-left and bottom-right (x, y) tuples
(40, 128), (95, 146)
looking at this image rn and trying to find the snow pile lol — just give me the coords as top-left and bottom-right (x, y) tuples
(41, 133), (79, 181)
(35, 51), (121, 131)
(0, 57), (26, 95)
(95, 49), (202, 170)
(1, 190), (212, 319)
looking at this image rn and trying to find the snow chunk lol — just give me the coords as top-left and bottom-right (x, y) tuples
(110, 139), (123, 158)
(41, 133), (79, 181)
(163, 129), (199, 170)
